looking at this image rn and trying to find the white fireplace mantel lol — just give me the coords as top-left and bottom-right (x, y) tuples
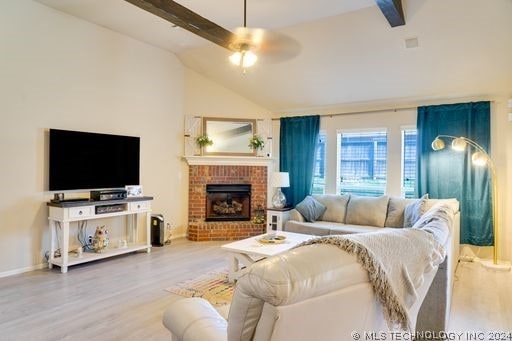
(183, 155), (275, 167)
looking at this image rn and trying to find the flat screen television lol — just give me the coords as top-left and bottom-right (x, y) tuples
(49, 129), (140, 191)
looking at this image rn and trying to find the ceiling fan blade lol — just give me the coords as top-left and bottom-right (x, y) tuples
(231, 27), (301, 64)
(125, 1), (301, 64)
(124, 0), (235, 50)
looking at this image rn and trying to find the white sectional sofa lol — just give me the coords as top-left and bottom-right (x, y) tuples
(163, 195), (460, 341)
(285, 194), (460, 334)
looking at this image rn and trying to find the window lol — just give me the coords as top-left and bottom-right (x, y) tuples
(337, 131), (387, 197)
(312, 132), (326, 195)
(402, 129), (417, 198)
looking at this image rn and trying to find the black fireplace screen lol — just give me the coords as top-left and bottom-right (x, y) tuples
(205, 184), (251, 221)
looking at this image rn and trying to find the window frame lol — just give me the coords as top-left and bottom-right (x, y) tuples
(400, 126), (417, 198)
(312, 131), (327, 195)
(336, 128), (388, 197)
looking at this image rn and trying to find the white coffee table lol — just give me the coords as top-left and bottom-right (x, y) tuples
(221, 231), (314, 282)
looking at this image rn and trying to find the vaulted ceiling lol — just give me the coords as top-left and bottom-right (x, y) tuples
(36, 0), (512, 112)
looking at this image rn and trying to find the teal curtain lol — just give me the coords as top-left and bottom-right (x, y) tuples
(280, 115), (320, 206)
(417, 101), (492, 246)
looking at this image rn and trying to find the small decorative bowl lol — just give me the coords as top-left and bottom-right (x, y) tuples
(258, 234), (287, 244)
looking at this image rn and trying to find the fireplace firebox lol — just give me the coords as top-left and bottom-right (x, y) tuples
(205, 184), (251, 221)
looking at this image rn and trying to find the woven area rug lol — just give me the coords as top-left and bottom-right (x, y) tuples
(165, 270), (234, 306)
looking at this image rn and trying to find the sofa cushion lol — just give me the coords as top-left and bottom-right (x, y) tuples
(329, 223), (384, 235)
(312, 194), (350, 223)
(295, 196), (326, 223)
(404, 194), (429, 227)
(385, 197), (415, 228)
(345, 195), (389, 227)
(284, 220), (389, 236)
(284, 220), (331, 236)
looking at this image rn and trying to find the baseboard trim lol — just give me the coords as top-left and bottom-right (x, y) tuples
(0, 262), (47, 278)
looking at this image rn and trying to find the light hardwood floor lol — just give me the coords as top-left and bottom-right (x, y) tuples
(1, 239), (511, 340)
(0, 239), (227, 340)
(449, 261), (512, 332)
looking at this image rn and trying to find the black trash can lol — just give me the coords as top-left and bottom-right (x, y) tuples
(151, 214), (165, 247)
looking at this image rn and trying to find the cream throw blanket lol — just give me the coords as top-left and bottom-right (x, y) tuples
(296, 204), (452, 331)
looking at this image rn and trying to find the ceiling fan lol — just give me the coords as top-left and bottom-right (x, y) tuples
(124, 0), (301, 71)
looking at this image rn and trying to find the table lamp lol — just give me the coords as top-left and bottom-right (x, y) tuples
(271, 172), (289, 209)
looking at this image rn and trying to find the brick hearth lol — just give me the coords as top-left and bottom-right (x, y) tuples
(188, 165), (267, 241)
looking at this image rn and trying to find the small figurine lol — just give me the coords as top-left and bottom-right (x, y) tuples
(92, 225), (109, 253)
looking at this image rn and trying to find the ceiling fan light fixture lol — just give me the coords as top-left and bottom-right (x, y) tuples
(229, 51), (242, 65)
(242, 50), (257, 67)
(229, 49), (257, 68)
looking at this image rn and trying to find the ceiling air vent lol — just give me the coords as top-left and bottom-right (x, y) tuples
(405, 37), (419, 49)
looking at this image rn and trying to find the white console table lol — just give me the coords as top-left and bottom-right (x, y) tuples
(47, 196), (153, 273)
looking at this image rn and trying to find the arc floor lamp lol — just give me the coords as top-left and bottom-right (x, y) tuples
(431, 135), (510, 271)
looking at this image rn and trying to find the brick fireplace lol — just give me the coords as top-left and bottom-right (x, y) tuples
(187, 164), (268, 241)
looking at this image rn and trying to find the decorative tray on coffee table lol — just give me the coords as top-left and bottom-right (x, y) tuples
(258, 234), (287, 244)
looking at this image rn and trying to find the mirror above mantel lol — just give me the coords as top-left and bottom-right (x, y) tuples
(183, 116), (273, 158)
(203, 117), (256, 156)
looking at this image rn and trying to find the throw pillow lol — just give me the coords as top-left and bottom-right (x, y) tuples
(345, 195), (390, 227)
(423, 198), (460, 213)
(403, 194), (429, 227)
(312, 194), (350, 223)
(295, 196), (327, 223)
(384, 197), (416, 228)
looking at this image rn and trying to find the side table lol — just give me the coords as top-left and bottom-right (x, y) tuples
(266, 207), (293, 234)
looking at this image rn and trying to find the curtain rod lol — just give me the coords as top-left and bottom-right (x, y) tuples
(271, 100), (496, 121)
(271, 106), (416, 121)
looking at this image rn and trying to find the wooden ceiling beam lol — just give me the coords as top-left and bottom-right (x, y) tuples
(375, 0), (405, 27)
(124, 0), (235, 50)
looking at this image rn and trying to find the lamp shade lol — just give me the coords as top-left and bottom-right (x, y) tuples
(271, 172), (290, 188)
(471, 151), (488, 166)
(451, 137), (467, 151)
(431, 137), (445, 151)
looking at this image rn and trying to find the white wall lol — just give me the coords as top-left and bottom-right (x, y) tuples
(184, 68), (272, 119)
(0, 0), (185, 275)
(0, 0), (272, 275)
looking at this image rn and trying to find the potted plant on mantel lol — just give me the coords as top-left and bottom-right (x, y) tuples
(248, 135), (265, 154)
(196, 134), (213, 154)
